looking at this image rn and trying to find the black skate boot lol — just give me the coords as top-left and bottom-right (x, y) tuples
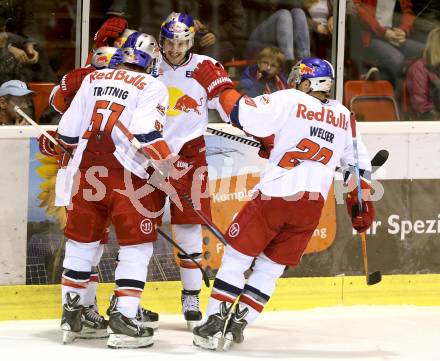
(182, 289), (202, 330)
(136, 306), (159, 330)
(222, 304), (249, 351)
(79, 299), (108, 339)
(60, 292), (84, 344)
(106, 295), (154, 349)
(192, 301), (232, 350)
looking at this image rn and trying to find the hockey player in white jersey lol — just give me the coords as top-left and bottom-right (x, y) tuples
(155, 12), (226, 329)
(190, 57), (375, 350)
(54, 35), (176, 348)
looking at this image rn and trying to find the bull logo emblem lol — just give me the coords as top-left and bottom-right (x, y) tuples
(174, 95), (203, 115)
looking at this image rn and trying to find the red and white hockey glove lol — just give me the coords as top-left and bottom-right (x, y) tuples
(38, 130), (61, 157)
(346, 179), (375, 233)
(255, 134), (275, 159)
(60, 67), (95, 100)
(192, 60), (234, 100)
(94, 16), (128, 47)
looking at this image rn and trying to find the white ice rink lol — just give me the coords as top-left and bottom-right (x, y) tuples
(1, 306), (439, 361)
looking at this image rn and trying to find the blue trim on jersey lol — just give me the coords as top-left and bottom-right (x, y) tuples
(230, 97), (242, 129)
(134, 130), (162, 144)
(58, 134), (79, 145)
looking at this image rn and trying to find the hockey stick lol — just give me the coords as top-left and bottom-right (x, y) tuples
(350, 113), (382, 286)
(15, 106), (211, 287)
(207, 127), (261, 147)
(157, 228), (210, 287)
(113, 121), (229, 246)
(14, 105), (73, 156)
(207, 126), (388, 174)
(182, 194), (228, 246)
(113, 120), (229, 244)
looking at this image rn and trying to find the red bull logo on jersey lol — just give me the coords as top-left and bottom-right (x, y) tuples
(89, 69), (147, 90)
(296, 103), (348, 130)
(174, 95), (203, 115)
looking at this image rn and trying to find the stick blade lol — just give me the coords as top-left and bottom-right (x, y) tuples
(371, 149), (389, 169)
(367, 271), (382, 285)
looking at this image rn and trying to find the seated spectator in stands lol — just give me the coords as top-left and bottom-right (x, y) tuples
(0, 80), (34, 125)
(0, 19), (27, 84)
(301, 0), (334, 59)
(0, 3), (56, 82)
(184, 0), (246, 62)
(246, 1), (311, 72)
(412, 0), (440, 42)
(237, 47), (288, 97)
(354, 0), (424, 96)
(406, 26), (440, 120)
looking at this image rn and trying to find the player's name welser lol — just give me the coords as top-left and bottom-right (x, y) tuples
(212, 189), (254, 203)
(93, 86), (128, 100)
(296, 103), (348, 130)
(89, 69), (148, 90)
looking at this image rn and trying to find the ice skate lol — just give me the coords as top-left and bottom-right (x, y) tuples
(79, 301), (108, 339)
(192, 301), (231, 351)
(182, 289), (202, 330)
(60, 292), (84, 344)
(222, 304), (249, 351)
(136, 306), (159, 330)
(106, 295), (154, 349)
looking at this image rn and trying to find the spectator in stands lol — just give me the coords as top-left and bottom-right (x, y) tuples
(0, 18), (29, 84)
(353, 0), (424, 96)
(246, 1), (311, 72)
(237, 47), (288, 97)
(406, 26), (440, 119)
(0, 2), (56, 82)
(412, 0), (440, 42)
(301, 0), (334, 59)
(0, 80), (34, 125)
(103, 0), (245, 62)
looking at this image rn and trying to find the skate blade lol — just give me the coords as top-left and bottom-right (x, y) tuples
(62, 330), (80, 344)
(141, 320), (159, 330)
(107, 333), (154, 349)
(77, 325), (109, 339)
(186, 320), (201, 331)
(193, 333), (223, 351)
(222, 333), (234, 351)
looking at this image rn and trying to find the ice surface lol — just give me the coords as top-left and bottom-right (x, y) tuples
(1, 306), (439, 361)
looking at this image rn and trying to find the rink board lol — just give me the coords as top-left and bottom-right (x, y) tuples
(1, 274), (440, 321)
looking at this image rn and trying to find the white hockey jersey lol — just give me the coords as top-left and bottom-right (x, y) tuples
(158, 53), (225, 154)
(57, 68), (169, 180)
(233, 89), (371, 199)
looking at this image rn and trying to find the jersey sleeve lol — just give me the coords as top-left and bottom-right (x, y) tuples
(128, 79), (171, 160)
(232, 92), (289, 138)
(57, 78), (88, 146)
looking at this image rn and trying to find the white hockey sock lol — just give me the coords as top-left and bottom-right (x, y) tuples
(114, 243), (153, 318)
(82, 272), (98, 307)
(62, 240), (101, 305)
(239, 253), (285, 325)
(82, 244), (104, 307)
(174, 224), (203, 291)
(206, 246), (254, 317)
